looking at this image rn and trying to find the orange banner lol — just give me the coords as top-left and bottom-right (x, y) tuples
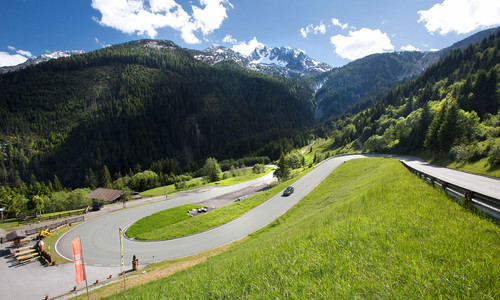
(71, 237), (86, 285)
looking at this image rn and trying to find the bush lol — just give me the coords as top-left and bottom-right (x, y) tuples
(450, 145), (469, 162)
(128, 171), (160, 191)
(252, 164), (266, 174)
(287, 150), (304, 169)
(487, 144), (500, 166)
(175, 181), (187, 190)
(450, 143), (482, 162)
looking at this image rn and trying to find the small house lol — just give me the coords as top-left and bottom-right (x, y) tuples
(86, 188), (124, 203)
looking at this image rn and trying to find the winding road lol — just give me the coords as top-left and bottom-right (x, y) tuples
(56, 154), (500, 267)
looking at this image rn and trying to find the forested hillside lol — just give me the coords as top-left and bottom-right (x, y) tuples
(0, 40), (315, 187)
(315, 51), (441, 121)
(315, 26), (500, 122)
(312, 31), (500, 165)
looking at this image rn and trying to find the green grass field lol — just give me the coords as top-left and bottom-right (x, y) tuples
(125, 204), (203, 238)
(104, 158), (500, 299)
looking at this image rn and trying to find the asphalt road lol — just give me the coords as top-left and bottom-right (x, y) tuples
(398, 155), (500, 199)
(56, 154), (500, 267)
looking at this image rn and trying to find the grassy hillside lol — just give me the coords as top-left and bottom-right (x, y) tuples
(98, 158), (499, 299)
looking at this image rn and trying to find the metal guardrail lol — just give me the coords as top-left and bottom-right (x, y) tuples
(400, 160), (500, 220)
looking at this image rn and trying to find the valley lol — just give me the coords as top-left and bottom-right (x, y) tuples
(0, 21), (499, 300)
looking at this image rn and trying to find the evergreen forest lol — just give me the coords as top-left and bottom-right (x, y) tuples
(0, 40), (314, 189)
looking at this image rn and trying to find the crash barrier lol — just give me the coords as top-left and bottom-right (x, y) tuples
(400, 160), (500, 220)
(24, 215), (84, 236)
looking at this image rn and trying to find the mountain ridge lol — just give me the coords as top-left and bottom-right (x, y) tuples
(192, 44), (332, 78)
(314, 26), (500, 120)
(0, 50), (85, 74)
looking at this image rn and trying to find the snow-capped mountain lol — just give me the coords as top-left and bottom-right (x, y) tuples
(0, 50), (85, 74)
(193, 45), (247, 67)
(193, 45), (332, 78)
(247, 46), (332, 77)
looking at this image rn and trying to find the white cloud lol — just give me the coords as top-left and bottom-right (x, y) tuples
(300, 22), (326, 38)
(0, 52), (29, 67)
(95, 37), (111, 48)
(330, 28), (394, 60)
(222, 34), (237, 44)
(16, 49), (33, 57)
(0, 46), (34, 67)
(331, 18), (349, 30)
(231, 37), (265, 56)
(400, 45), (421, 51)
(91, 0), (232, 44)
(418, 0), (500, 35)
(192, 0), (232, 35)
(7, 45), (33, 58)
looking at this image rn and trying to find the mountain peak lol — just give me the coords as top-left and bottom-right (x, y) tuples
(0, 50), (85, 74)
(193, 44), (332, 78)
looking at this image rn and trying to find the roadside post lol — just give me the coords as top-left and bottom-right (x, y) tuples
(119, 228), (127, 291)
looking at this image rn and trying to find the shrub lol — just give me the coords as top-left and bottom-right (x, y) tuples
(252, 164), (265, 174)
(487, 144), (500, 166)
(450, 143), (482, 162)
(450, 145), (469, 162)
(174, 181), (187, 190)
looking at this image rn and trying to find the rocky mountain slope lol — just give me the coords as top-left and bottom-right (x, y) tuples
(0, 50), (85, 74)
(192, 45), (332, 78)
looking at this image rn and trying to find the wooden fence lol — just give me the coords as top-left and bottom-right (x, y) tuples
(17, 207), (87, 226)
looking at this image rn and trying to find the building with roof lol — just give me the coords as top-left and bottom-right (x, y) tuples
(86, 188), (124, 203)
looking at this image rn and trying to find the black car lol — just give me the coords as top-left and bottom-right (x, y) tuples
(282, 186), (294, 196)
(92, 203), (103, 211)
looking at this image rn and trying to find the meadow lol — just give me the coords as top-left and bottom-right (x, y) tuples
(99, 158), (499, 299)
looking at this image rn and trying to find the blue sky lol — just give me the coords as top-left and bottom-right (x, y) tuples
(1, 0), (500, 68)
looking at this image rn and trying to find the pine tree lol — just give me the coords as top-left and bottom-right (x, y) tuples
(134, 163), (142, 174)
(99, 165), (112, 188)
(53, 174), (63, 192)
(438, 101), (459, 152)
(273, 153), (290, 182)
(85, 168), (98, 190)
(424, 102), (447, 156)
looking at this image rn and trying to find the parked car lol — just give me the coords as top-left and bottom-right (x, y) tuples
(92, 203), (103, 211)
(282, 186), (294, 196)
